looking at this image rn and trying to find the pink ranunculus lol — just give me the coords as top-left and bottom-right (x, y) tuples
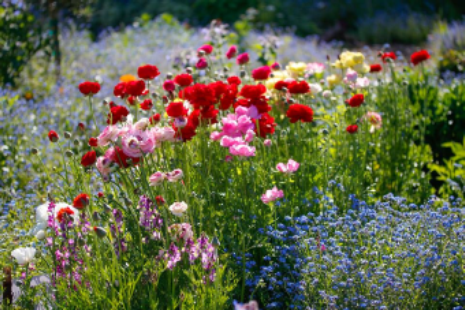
(276, 159), (300, 174)
(96, 156), (112, 179)
(355, 77), (370, 89)
(251, 66), (271, 80)
(226, 45), (238, 59)
(271, 62), (281, 70)
(133, 118), (150, 131)
(364, 111), (382, 133)
(152, 126), (176, 142)
(306, 62), (325, 75)
(97, 126), (120, 146)
(149, 171), (166, 186)
(220, 136), (244, 147)
(236, 53), (250, 65)
(198, 44), (213, 55)
(210, 131), (224, 141)
(261, 186), (284, 204)
(163, 80), (176, 92)
(345, 69), (358, 83)
(264, 139), (272, 147)
(196, 57), (208, 69)
(121, 129), (155, 157)
(222, 118), (240, 137)
(229, 144), (255, 157)
(244, 129), (255, 142)
(236, 115), (255, 134)
(166, 169), (183, 182)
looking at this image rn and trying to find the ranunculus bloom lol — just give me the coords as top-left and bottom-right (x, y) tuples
(78, 81), (100, 96)
(166, 169), (183, 182)
(239, 84), (267, 99)
(97, 126), (120, 146)
(345, 94), (364, 108)
(152, 126), (176, 142)
(274, 80), (289, 91)
(196, 57), (208, 69)
(121, 128), (154, 158)
(169, 201), (188, 216)
(364, 112), (382, 133)
(149, 113), (161, 124)
(149, 171), (165, 186)
(88, 137), (98, 147)
(346, 124), (358, 134)
(134, 118), (150, 131)
(107, 105), (130, 125)
(261, 186), (284, 204)
(11, 247), (36, 265)
(256, 113), (276, 137)
(381, 52), (397, 63)
(140, 99), (153, 111)
(276, 159), (300, 174)
(286, 104), (314, 123)
(126, 80), (146, 97)
(226, 45), (237, 59)
(288, 81), (310, 94)
(270, 62), (281, 70)
(48, 130), (59, 142)
(73, 193), (90, 209)
(56, 206), (75, 223)
(198, 44), (213, 55)
(81, 150), (97, 167)
(113, 82), (127, 98)
(110, 146), (140, 168)
(174, 74), (193, 87)
(251, 66), (271, 80)
(227, 76), (241, 85)
(410, 50), (430, 66)
(96, 156), (112, 178)
(236, 53), (250, 65)
(137, 64), (160, 80)
(229, 144), (256, 157)
(264, 139), (272, 147)
(78, 123), (85, 131)
(163, 80), (176, 92)
(181, 83), (216, 108)
(370, 64), (382, 73)
(166, 101), (188, 118)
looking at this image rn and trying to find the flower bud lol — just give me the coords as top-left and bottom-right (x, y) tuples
(151, 92), (159, 99)
(65, 150), (74, 157)
(223, 66), (229, 72)
(198, 50), (205, 57)
(240, 70), (246, 78)
(93, 226), (107, 238)
(31, 148), (38, 155)
(166, 72), (173, 79)
(92, 212), (101, 221)
(73, 139), (80, 146)
(64, 132), (72, 139)
(186, 67), (193, 74)
(103, 203), (112, 213)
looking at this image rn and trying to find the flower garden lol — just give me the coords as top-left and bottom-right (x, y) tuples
(0, 14), (464, 310)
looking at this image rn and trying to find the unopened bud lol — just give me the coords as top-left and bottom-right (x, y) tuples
(93, 226), (107, 238)
(64, 132), (71, 139)
(198, 50), (205, 57)
(240, 70), (246, 78)
(92, 211), (101, 221)
(223, 66), (229, 72)
(186, 67), (193, 74)
(65, 150), (74, 157)
(151, 92), (159, 99)
(212, 236), (220, 247)
(73, 139), (80, 146)
(31, 148), (38, 155)
(103, 204), (112, 213)
(166, 73), (173, 79)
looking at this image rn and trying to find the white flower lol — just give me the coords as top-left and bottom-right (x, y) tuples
(11, 247), (36, 265)
(169, 201), (188, 217)
(309, 83), (322, 94)
(30, 202), (80, 237)
(35, 230), (45, 240)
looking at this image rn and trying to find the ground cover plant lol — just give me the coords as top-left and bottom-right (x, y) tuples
(0, 17), (464, 310)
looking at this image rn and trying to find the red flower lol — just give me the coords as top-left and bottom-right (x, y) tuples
(181, 84), (216, 108)
(127, 96), (136, 106)
(126, 80), (146, 97)
(109, 101), (117, 108)
(163, 80), (176, 92)
(227, 76), (241, 85)
(155, 195), (165, 205)
(256, 113), (276, 137)
(370, 64), (382, 73)
(137, 64), (160, 80)
(107, 105), (129, 124)
(196, 57), (208, 69)
(249, 96), (271, 114)
(166, 101), (188, 118)
(174, 74), (193, 87)
(81, 150), (97, 167)
(219, 84), (238, 110)
(97, 192), (104, 198)
(209, 81), (228, 101)
(110, 146), (140, 168)
(173, 122), (197, 141)
(149, 113), (161, 124)
(381, 52), (397, 63)
(411, 50), (430, 66)
(236, 53), (250, 65)
(78, 81), (100, 96)
(226, 45), (237, 59)
(48, 130), (59, 142)
(140, 99), (153, 111)
(198, 44), (213, 55)
(251, 66), (271, 80)
(113, 82), (127, 98)
(270, 62), (281, 70)
(286, 104), (314, 123)
(274, 80), (289, 91)
(346, 124), (358, 134)
(288, 81), (310, 94)
(56, 207), (74, 223)
(239, 84), (267, 99)
(78, 123), (85, 131)
(88, 137), (98, 147)
(345, 94), (365, 108)
(73, 193), (90, 209)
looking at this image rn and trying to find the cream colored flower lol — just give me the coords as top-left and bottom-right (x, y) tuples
(11, 247), (36, 265)
(169, 201), (188, 217)
(286, 62), (307, 77)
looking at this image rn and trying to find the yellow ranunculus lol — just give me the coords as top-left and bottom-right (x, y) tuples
(332, 51), (367, 70)
(272, 70), (290, 80)
(352, 63), (370, 74)
(327, 74), (342, 88)
(265, 77), (282, 91)
(286, 62), (307, 77)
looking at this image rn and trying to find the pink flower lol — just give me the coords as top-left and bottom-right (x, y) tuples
(166, 169), (183, 182)
(236, 53), (250, 65)
(264, 139), (272, 147)
(261, 186), (284, 204)
(229, 144), (255, 157)
(306, 62), (325, 75)
(149, 171), (165, 186)
(198, 44), (213, 55)
(345, 69), (358, 83)
(196, 57), (208, 69)
(276, 159), (300, 174)
(163, 80), (176, 92)
(97, 126), (120, 146)
(244, 129), (255, 142)
(251, 66), (271, 80)
(363, 112), (382, 133)
(355, 77), (370, 89)
(133, 118), (150, 131)
(96, 156), (112, 179)
(121, 128), (154, 157)
(226, 45), (237, 59)
(270, 62), (281, 70)
(220, 136), (244, 147)
(152, 127), (176, 143)
(210, 131), (223, 141)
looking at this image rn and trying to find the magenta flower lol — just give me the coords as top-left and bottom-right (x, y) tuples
(261, 186), (284, 204)
(163, 80), (176, 92)
(276, 159), (300, 174)
(236, 53), (250, 65)
(196, 57), (208, 69)
(210, 131), (223, 141)
(121, 128), (155, 157)
(226, 45), (237, 59)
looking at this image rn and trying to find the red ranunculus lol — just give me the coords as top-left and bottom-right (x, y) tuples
(345, 94), (365, 108)
(256, 113), (276, 137)
(251, 66), (271, 80)
(219, 84), (238, 110)
(149, 113), (161, 124)
(239, 84), (267, 99)
(270, 62), (281, 70)
(78, 123), (85, 131)
(173, 122), (197, 141)
(174, 74), (193, 87)
(236, 53), (250, 65)
(410, 50), (430, 66)
(274, 80), (289, 91)
(73, 193), (90, 209)
(182, 84), (216, 108)
(56, 207), (74, 223)
(113, 82), (127, 98)
(227, 76), (241, 85)
(249, 96), (271, 114)
(81, 150), (97, 167)
(140, 99), (153, 111)
(370, 64), (382, 73)
(137, 64), (160, 80)
(163, 80), (176, 92)
(288, 81), (310, 94)
(286, 104), (314, 123)
(107, 105), (129, 124)
(48, 130), (59, 142)
(226, 45), (237, 59)
(98, 192), (104, 198)
(209, 81), (228, 101)
(346, 124), (358, 134)
(196, 58), (208, 69)
(198, 44), (213, 55)
(155, 195), (165, 205)
(126, 80), (146, 97)
(111, 146), (140, 168)
(79, 81), (100, 96)
(166, 101), (188, 118)
(381, 52), (397, 63)
(127, 96), (136, 106)
(88, 137), (98, 147)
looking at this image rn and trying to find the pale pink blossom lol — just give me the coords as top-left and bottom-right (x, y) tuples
(97, 126), (120, 146)
(355, 77), (370, 89)
(364, 111), (382, 133)
(264, 139), (272, 147)
(344, 69), (358, 83)
(166, 169), (183, 182)
(276, 159), (300, 174)
(210, 131), (223, 141)
(229, 144), (256, 157)
(261, 186), (284, 204)
(121, 128), (155, 157)
(152, 127), (176, 142)
(149, 171), (166, 186)
(96, 156), (112, 179)
(306, 62), (325, 75)
(133, 118), (150, 130)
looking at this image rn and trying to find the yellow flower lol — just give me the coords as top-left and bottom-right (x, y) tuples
(272, 70), (290, 80)
(352, 63), (370, 74)
(265, 77), (282, 91)
(24, 91), (34, 100)
(333, 51), (367, 70)
(286, 62), (307, 77)
(120, 74), (137, 82)
(327, 74), (342, 88)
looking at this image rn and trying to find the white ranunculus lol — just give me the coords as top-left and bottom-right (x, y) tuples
(169, 201), (188, 217)
(11, 247), (36, 265)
